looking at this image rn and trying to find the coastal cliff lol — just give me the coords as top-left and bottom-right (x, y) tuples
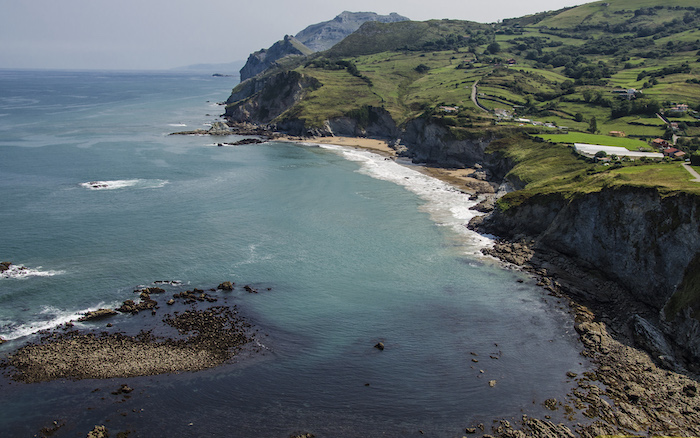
(225, 70), (321, 124)
(474, 180), (700, 365)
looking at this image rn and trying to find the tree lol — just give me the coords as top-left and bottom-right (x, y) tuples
(415, 64), (430, 73)
(486, 42), (501, 54)
(574, 113), (584, 122)
(588, 116), (598, 133)
(691, 152), (700, 166)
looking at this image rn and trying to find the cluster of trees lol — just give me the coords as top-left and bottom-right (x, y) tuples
(305, 58), (373, 86)
(610, 98), (662, 119)
(574, 87), (662, 119)
(564, 61), (615, 82)
(420, 34), (470, 52)
(542, 6), (700, 40)
(637, 63), (692, 80)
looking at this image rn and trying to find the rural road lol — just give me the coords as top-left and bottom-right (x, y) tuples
(471, 80), (490, 113)
(683, 163), (700, 182)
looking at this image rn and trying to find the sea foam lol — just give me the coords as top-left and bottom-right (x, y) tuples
(1, 264), (65, 280)
(0, 303), (118, 341)
(80, 179), (169, 190)
(318, 144), (493, 254)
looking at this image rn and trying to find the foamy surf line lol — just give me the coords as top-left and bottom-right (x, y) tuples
(80, 179), (169, 190)
(0, 302), (120, 341)
(1, 264), (65, 280)
(317, 144), (493, 254)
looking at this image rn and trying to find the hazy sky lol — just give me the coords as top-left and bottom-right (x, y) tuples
(1, 0), (585, 70)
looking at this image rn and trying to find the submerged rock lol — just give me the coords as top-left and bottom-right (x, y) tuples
(0, 262), (11, 272)
(111, 384), (133, 395)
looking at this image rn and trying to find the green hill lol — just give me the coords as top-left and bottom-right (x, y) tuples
(226, 0), (700, 152)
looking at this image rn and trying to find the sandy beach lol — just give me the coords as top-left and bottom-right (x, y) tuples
(279, 135), (493, 194)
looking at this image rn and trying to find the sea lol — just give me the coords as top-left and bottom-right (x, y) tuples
(0, 70), (591, 437)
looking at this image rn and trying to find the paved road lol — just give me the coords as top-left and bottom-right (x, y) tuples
(683, 163), (700, 182)
(471, 80), (490, 113)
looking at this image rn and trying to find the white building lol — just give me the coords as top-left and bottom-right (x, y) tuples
(573, 143), (663, 159)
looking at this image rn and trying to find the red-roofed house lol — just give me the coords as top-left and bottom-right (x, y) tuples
(663, 148), (686, 159)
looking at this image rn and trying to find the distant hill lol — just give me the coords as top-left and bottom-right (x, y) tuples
(174, 60), (245, 76)
(295, 11), (410, 52)
(238, 11), (410, 81)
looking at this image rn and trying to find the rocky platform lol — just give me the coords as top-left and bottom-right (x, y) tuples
(477, 241), (700, 438)
(0, 281), (257, 383)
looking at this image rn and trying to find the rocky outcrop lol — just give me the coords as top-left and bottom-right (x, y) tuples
(240, 35), (312, 82)
(238, 13), (409, 82)
(217, 281), (234, 291)
(294, 11), (409, 52)
(169, 121), (234, 136)
(225, 70), (321, 125)
(77, 309), (118, 322)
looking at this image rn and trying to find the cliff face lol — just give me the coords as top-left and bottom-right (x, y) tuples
(225, 70), (320, 124)
(478, 186), (700, 360)
(239, 35), (312, 82)
(401, 118), (496, 169)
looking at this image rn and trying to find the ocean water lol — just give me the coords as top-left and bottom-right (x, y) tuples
(0, 70), (590, 437)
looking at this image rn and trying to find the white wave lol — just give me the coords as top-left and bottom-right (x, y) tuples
(318, 144), (493, 255)
(1, 264), (65, 279)
(168, 123), (187, 127)
(0, 302), (118, 341)
(80, 179), (169, 190)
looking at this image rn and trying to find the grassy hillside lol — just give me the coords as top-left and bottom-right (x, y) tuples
(228, 0), (700, 155)
(487, 134), (700, 212)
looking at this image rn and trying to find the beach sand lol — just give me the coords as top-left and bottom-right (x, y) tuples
(279, 135), (493, 194)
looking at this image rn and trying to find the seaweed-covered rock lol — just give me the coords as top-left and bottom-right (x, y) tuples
(217, 281), (234, 291)
(78, 309), (118, 322)
(86, 425), (108, 438)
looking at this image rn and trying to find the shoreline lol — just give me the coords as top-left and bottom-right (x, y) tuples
(277, 134), (700, 436)
(479, 243), (700, 437)
(6, 127), (700, 436)
(277, 134), (495, 196)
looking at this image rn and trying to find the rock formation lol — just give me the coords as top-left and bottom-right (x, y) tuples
(294, 11), (409, 52)
(238, 12), (409, 82)
(239, 35), (313, 82)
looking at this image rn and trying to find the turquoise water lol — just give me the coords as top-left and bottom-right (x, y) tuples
(0, 70), (589, 437)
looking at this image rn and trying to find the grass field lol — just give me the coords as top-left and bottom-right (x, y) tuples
(536, 132), (654, 150)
